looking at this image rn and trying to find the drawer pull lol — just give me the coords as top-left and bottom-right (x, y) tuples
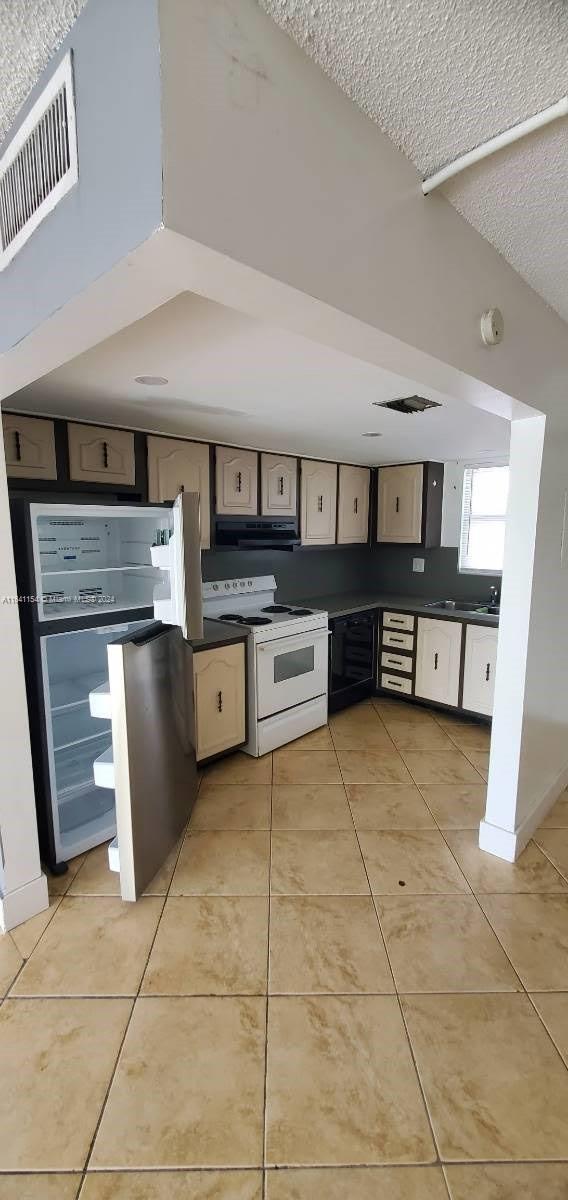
(389, 679), (403, 688)
(390, 637), (404, 644)
(485, 662), (491, 682)
(217, 690), (223, 712)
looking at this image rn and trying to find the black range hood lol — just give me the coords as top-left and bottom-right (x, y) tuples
(214, 516), (300, 551)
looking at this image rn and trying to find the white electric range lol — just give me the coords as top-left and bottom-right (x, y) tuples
(202, 576), (329, 757)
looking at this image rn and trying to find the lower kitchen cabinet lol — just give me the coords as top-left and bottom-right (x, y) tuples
(193, 641), (246, 762)
(415, 617), (462, 707)
(462, 624), (498, 716)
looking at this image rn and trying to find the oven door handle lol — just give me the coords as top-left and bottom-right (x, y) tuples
(256, 628), (330, 653)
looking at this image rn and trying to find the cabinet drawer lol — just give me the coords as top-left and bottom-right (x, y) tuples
(382, 629), (414, 652)
(381, 651), (412, 674)
(382, 611), (415, 632)
(381, 672), (412, 696)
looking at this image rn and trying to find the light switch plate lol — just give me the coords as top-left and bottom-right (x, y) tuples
(412, 557), (425, 573)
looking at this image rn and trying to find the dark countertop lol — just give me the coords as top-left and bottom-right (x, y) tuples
(189, 618), (249, 651)
(288, 591), (500, 626)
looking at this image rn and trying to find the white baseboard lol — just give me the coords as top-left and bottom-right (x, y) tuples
(480, 761), (568, 862)
(0, 872), (49, 933)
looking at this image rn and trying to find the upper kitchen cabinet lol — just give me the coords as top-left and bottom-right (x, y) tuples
(147, 435), (211, 549)
(3, 413), (57, 480)
(300, 460), (337, 545)
(377, 461), (443, 546)
(215, 446), (258, 516)
(337, 465), (370, 544)
(261, 453), (298, 517)
(68, 423), (135, 487)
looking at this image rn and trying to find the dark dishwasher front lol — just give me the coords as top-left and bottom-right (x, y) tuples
(328, 609), (377, 712)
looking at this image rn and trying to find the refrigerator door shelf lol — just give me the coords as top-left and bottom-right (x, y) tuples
(108, 837), (120, 873)
(89, 681), (111, 721)
(151, 492), (203, 640)
(93, 745), (115, 790)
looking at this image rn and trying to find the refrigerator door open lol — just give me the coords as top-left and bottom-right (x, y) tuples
(152, 491), (203, 640)
(105, 622), (197, 900)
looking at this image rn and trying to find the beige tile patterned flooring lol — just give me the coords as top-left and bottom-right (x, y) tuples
(2, 697), (568, 1195)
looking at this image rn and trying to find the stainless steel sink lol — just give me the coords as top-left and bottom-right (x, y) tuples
(424, 600), (500, 615)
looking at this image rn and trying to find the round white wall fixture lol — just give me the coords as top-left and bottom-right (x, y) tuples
(480, 308), (504, 346)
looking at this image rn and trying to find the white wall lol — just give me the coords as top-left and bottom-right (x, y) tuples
(0, 440), (48, 929)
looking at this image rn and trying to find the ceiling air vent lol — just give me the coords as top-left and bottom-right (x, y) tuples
(0, 53), (78, 270)
(374, 395), (441, 415)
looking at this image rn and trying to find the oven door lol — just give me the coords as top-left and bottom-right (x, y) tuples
(256, 628), (329, 719)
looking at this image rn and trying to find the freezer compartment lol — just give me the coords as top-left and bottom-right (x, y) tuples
(32, 505), (172, 621)
(41, 619), (152, 863)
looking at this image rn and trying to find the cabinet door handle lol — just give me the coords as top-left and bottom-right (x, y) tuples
(395, 496), (400, 513)
(236, 471), (242, 493)
(485, 662), (491, 682)
(317, 494), (323, 512)
(14, 431), (21, 462)
(434, 652), (439, 671)
(217, 690), (223, 712)
(102, 441), (109, 469)
(354, 497), (358, 515)
(278, 476), (284, 496)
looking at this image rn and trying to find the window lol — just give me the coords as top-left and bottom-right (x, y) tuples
(459, 464), (509, 574)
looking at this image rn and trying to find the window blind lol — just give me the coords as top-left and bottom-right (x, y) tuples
(459, 464), (509, 574)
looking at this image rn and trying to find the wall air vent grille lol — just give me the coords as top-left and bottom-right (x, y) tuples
(0, 53), (77, 270)
(374, 396), (441, 415)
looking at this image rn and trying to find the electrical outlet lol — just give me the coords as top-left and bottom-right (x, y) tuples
(413, 557), (425, 573)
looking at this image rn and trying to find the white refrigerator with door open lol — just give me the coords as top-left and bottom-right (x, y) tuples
(15, 492), (202, 900)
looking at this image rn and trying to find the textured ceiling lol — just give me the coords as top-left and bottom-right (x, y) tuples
(1, 0), (567, 322)
(259, 0), (568, 322)
(0, 0), (86, 144)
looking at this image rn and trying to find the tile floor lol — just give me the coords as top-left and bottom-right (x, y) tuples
(2, 697), (568, 1196)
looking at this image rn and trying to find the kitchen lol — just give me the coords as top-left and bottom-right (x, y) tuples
(3, 302), (508, 899)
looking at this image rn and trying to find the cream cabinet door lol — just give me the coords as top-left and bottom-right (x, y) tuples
(377, 463), (423, 543)
(193, 642), (246, 761)
(215, 446), (258, 515)
(68, 423), (135, 486)
(147, 436), (210, 549)
(300, 460), (337, 545)
(415, 617), (462, 707)
(261, 453), (298, 517)
(337, 465), (370, 543)
(3, 413), (57, 480)
(462, 624), (498, 716)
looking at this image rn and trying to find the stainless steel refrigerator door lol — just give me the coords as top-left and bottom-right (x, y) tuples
(173, 491), (203, 640)
(107, 624), (197, 900)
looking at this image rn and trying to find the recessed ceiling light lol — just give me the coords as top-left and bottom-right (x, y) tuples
(361, 431), (383, 437)
(134, 375), (168, 386)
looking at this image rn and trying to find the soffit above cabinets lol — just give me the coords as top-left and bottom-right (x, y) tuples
(10, 292), (510, 468)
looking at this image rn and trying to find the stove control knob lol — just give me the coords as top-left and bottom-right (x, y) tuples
(224, 583), (230, 590)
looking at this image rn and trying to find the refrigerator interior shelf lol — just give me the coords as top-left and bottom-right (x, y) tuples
(59, 788), (116, 858)
(56, 735), (111, 800)
(93, 744), (115, 790)
(42, 598), (155, 621)
(41, 565), (165, 576)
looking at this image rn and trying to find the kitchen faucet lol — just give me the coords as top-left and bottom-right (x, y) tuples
(489, 585), (500, 605)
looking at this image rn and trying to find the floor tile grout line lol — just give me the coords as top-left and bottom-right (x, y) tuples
(80, 817), (191, 1180)
(334, 725), (446, 1174)
(524, 990), (568, 1075)
(531, 837), (568, 887)
(434, 827), (541, 999)
(261, 756), (274, 1199)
